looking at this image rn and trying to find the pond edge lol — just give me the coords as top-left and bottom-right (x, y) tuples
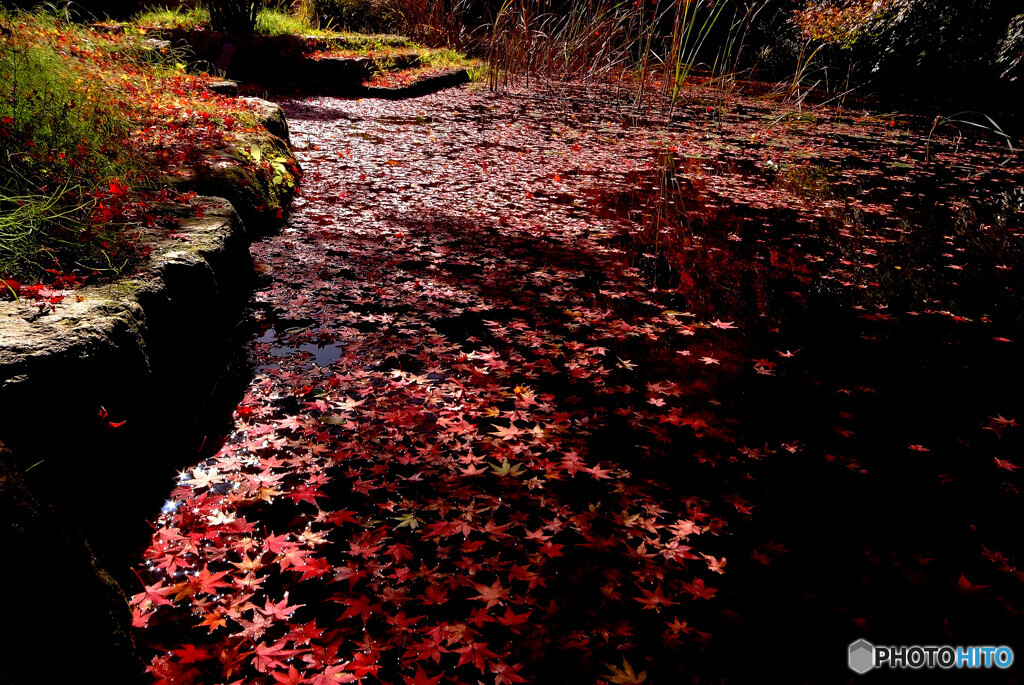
(0, 98), (296, 684)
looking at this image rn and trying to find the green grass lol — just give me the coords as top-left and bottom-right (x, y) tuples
(464, 63), (489, 83)
(0, 11), (155, 284)
(417, 47), (487, 81)
(130, 1), (444, 66)
(418, 47), (467, 68)
(330, 31), (417, 49)
(1, 28), (137, 188)
(136, 4), (321, 37)
(0, 185), (98, 286)
(1, 9), (302, 289)
(132, 3), (427, 43)
(255, 7), (316, 36)
(134, 5), (211, 30)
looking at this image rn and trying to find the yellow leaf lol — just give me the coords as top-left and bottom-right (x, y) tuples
(604, 658), (647, 685)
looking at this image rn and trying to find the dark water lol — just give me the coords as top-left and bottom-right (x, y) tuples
(132, 85), (1023, 684)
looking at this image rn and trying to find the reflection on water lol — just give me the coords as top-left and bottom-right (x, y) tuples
(255, 324), (346, 368)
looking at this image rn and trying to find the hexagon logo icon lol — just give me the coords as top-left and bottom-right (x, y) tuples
(849, 639), (875, 674)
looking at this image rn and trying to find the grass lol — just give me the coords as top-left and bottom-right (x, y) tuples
(255, 7), (317, 36)
(134, 3), (482, 73)
(329, 31), (418, 49)
(134, 5), (211, 30)
(135, 5), (315, 35)
(390, 0), (472, 49)
(131, 3), (485, 81)
(0, 11), (150, 283)
(480, 0), (748, 106)
(133, 4), (426, 48)
(1, 37), (135, 186)
(299, 0), (406, 34)
(0, 186), (98, 286)
(134, 4), (342, 37)
(417, 48), (488, 82)
(364, 53), (487, 87)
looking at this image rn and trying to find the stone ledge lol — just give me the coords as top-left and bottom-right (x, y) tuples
(0, 198), (245, 405)
(168, 98), (298, 234)
(0, 96), (293, 426)
(357, 68), (471, 99)
(242, 96), (291, 142)
(0, 88), (295, 685)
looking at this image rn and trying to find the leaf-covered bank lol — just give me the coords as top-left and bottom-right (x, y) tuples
(0, 12), (301, 684)
(0, 10), (299, 298)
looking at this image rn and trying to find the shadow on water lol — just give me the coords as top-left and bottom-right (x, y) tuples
(68, 304), (352, 583)
(299, 91), (1021, 679)
(364, 92), (1024, 678)
(573, 120), (1024, 678)
(378, 201), (1023, 680)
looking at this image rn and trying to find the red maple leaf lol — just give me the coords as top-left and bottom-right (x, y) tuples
(454, 641), (499, 673)
(108, 178), (128, 197)
(681, 578), (717, 600)
(635, 584), (679, 610)
(333, 594), (383, 623)
(490, 660), (529, 684)
(271, 664), (313, 684)
(131, 579), (176, 608)
(253, 640), (301, 673)
(172, 644), (211, 664)
(538, 541), (564, 558)
(259, 593), (303, 620)
(192, 565), (231, 595)
(496, 606), (532, 633)
(469, 579), (510, 608)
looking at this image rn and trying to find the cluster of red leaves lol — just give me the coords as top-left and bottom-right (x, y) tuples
(308, 49), (411, 61)
(8, 23), (256, 174)
(133, 81), (1023, 684)
(363, 66), (468, 90)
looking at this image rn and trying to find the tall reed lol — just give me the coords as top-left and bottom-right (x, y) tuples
(477, 0), (769, 111)
(398, 0), (479, 48)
